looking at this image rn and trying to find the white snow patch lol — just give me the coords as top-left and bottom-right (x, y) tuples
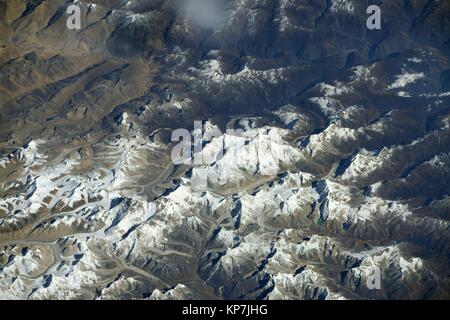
(387, 72), (425, 90)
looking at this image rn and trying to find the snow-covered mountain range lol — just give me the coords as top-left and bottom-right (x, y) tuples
(0, 0), (449, 299)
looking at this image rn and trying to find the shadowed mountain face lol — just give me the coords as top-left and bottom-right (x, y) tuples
(0, 0), (449, 300)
